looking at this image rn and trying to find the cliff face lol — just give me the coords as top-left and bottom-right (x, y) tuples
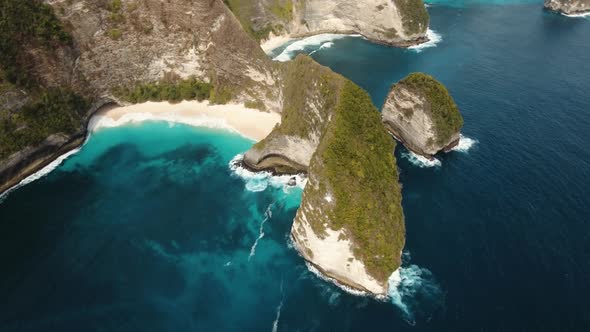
(226, 0), (429, 46)
(545, 0), (590, 14)
(382, 73), (463, 158)
(244, 56), (405, 295)
(1, 0), (283, 193)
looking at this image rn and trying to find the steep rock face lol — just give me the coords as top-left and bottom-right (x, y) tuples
(45, 0), (281, 107)
(291, 81), (404, 296)
(1, 0), (283, 193)
(226, 0), (429, 46)
(382, 73), (463, 157)
(244, 58), (405, 295)
(544, 0), (590, 14)
(243, 55), (342, 173)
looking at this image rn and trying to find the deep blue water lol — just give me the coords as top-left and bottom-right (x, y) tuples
(2, 2), (590, 331)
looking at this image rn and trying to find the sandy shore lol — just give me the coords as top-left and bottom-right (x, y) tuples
(89, 100), (281, 142)
(261, 33), (292, 54)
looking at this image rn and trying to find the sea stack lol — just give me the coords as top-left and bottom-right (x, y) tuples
(544, 0), (590, 15)
(382, 73), (463, 158)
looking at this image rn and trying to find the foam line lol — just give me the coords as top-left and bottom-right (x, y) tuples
(248, 204), (273, 261)
(273, 34), (359, 62)
(408, 29), (442, 53)
(0, 147), (81, 202)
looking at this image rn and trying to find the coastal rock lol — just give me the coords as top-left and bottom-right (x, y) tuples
(544, 0), (590, 15)
(382, 73), (463, 158)
(290, 81), (405, 296)
(226, 0), (430, 47)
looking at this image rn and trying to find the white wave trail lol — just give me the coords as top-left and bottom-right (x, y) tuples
(563, 12), (590, 18)
(401, 151), (441, 168)
(248, 204), (273, 260)
(0, 148), (81, 202)
(273, 34), (358, 62)
(452, 134), (478, 153)
(308, 41), (335, 56)
(272, 279), (285, 332)
(304, 262), (389, 301)
(408, 29), (442, 53)
(388, 265), (444, 325)
(229, 154), (307, 193)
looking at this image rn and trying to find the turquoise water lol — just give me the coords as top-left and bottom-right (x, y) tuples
(2, 2), (590, 331)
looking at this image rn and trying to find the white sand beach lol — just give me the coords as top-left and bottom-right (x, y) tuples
(89, 100), (281, 142)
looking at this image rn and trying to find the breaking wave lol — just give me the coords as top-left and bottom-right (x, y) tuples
(408, 29), (442, 53)
(452, 134), (478, 153)
(401, 151), (442, 168)
(0, 148), (81, 202)
(229, 154), (307, 192)
(562, 12), (590, 18)
(248, 203), (273, 261)
(388, 265), (444, 325)
(273, 34), (358, 62)
(304, 262), (374, 298)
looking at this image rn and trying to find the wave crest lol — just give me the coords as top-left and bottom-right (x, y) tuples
(229, 154), (307, 192)
(452, 134), (478, 153)
(388, 265), (444, 325)
(401, 151), (442, 168)
(273, 34), (358, 62)
(408, 29), (442, 53)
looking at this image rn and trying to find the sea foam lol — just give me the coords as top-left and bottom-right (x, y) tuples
(563, 12), (590, 18)
(388, 264), (444, 324)
(0, 148), (81, 202)
(452, 134), (478, 153)
(229, 154), (307, 192)
(248, 203), (273, 260)
(401, 151), (442, 168)
(408, 29), (443, 53)
(273, 34), (358, 62)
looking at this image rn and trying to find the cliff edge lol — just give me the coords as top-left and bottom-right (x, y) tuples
(382, 73), (463, 158)
(226, 0), (430, 47)
(544, 0), (590, 15)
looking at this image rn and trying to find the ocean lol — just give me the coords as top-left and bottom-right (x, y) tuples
(1, 1), (590, 331)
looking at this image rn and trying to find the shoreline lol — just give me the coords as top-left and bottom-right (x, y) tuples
(90, 100), (281, 142)
(1, 100), (281, 197)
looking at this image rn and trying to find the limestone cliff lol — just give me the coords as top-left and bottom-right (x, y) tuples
(382, 73), (463, 158)
(226, 0), (430, 47)
(1, 0), (281, 193)
(544, 0), (590, 15)
(245, 56), (405, 295)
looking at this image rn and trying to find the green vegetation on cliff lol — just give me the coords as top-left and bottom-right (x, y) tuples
(0, 0), (72, 88)
(399, 72), (463, 144)
(0, 89), (89, 159)
(113, 78), (213, 104)
(223, 0), (292, 41)
(396, 0), (429, 35)
(314, 81), (405, 282)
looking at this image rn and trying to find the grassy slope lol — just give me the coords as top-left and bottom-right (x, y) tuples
(223, 0), (293, 41)
(312, 81), (405, 282)
(399, 72), (463, 144)
(395, 0), (429, 35)
(0, 0), (90, 160)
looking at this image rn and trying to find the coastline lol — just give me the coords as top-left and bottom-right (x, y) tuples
(0, 100), (280, 197)
(90, 100), (281, 142)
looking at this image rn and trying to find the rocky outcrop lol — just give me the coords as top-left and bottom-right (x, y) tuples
(244, 58), (405, 295)
(1, 0), (282, 193)
(382, 73), (463, 158)
(227, 0), (430, 47)
(544, 0), (590, 15)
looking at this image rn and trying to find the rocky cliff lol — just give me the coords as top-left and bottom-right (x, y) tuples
(544, 0), (590, 15)
(244, 55), (405, 295)
(1, 0), (407, 297)
(1, 0), (282, 193)
(226, 0), (430, 47)
(382, 73), (463, 158)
